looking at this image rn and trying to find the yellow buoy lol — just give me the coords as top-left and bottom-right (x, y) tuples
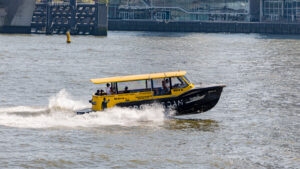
(66, 31), (71, 43)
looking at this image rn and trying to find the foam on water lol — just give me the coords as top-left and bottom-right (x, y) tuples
(0, 90), (165, 128)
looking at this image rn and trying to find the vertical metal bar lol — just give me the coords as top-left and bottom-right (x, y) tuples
(46, 0), (52, 34)
(260, 0), (263, 22)
(95, 1), (99, 31)
(151, 79), (154, 98)
(297, 0), (299, 21)
(70, 0), (76, 34)
(116, 82), (119, 94)
(281, 0), (284, 21)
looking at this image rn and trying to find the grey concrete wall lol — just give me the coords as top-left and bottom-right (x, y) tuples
(94, 3), (108, 36)
(0, 0), (35, 33)
(0, 7), (6, 25)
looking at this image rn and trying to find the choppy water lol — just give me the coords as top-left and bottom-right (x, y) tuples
(0, 32), (299, 168)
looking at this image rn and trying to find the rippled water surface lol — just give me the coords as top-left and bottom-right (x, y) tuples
(0, 32), (299, 168)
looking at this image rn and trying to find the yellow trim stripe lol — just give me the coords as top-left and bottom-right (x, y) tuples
(90, 71), (186, 84)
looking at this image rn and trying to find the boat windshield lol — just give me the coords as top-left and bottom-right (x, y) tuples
(171, 76), (188, 89)
(183, 75), (191, 84)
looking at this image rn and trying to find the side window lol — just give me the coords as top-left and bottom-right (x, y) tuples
(171, 77), (188, 89)
(152, 78), (171, 96)
(152, 79), (163, 89)
(118, 80), (150, 94)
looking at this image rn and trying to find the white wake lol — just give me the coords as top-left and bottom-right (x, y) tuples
(0, 89), (166, 128)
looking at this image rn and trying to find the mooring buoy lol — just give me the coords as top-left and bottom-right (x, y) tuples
(66, 32), (71, 43)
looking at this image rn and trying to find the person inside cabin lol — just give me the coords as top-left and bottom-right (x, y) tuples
(106, 83), (112, 95)
(162, 80), (169, 94)
(165, 78), (170, 89)
(95, 90), (101, 96)
(124, 86), (129, 93)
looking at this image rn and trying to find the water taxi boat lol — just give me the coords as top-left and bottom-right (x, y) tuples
(77, 71), (225, 116)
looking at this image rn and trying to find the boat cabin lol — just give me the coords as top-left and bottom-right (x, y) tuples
(90, 71), (194, 111)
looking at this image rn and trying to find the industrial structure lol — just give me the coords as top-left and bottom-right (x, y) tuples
(32, 0), (108, 35)
(109, 0), (252, 21)
(107, 0), (299, 34)
(0, 0), (299, 34)
(108, 0), (300, 23)
(261, 0), (300, 22)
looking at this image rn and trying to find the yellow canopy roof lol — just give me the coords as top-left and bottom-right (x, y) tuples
(90, 71), (187, 84)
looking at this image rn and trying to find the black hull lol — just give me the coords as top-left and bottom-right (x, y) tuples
(174, 86), (223, 115)
(116, 85), (225, 116)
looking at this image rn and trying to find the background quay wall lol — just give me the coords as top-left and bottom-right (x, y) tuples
(108, 20), (300, 35)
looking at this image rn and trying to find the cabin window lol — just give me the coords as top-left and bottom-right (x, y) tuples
(171, 77), (188, 89)
(117, 80), (151, 94)
(152, 78), (171, 96)
(94, 83), (115, 96)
